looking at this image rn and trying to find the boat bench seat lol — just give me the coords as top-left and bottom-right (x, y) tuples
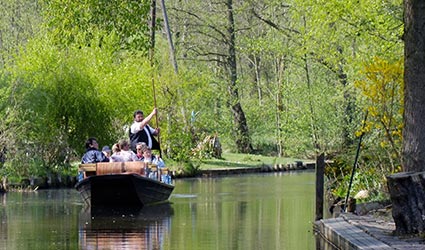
(123, 161), (145, 175)
(78, 163), (97, 178)
(79, 162), (145, 177)
(96, 162), (124, 175)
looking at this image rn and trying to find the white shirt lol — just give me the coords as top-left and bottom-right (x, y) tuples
(119, 150), (138, 162)
(110, 153), (124, 162)
(130, 122), (156, 149)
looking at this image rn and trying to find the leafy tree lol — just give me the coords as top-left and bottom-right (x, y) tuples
(155, 57), (224, 160)
(165, 0), (403, 159)
(290, 0), (402, 147)
(168, 0), (253, 153)
(41, 0), (151, 52)
(8, 36), (111, 171)
(0, 0), (42, 66)
(3, 32), (155, 176)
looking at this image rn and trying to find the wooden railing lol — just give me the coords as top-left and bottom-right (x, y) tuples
(78, 162), (171, 184)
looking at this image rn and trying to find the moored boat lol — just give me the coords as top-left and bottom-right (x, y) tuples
(75, 161), (174, 207)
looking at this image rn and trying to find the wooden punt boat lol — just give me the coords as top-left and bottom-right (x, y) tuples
(75, 161), (174, 207)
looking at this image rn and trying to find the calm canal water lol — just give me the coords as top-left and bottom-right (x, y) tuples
(0, 171), (316, 250)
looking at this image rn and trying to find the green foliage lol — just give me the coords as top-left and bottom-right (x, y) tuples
(2, 36), (110, 177)
(166, 0), (402, 158)
(2, 32), (158, 179)
(327, 149), (390, 202)
(0, 0), (406, 191)
(0, 0), (43, 66)
(153, 53), (228, 160)
(326, 57), (403, 201)
(41, 0), (151, 52)
(181, 161), (201, 177)
(13, 36), (112, 149)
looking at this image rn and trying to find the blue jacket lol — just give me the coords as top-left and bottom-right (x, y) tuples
(81, 148), (109, 164)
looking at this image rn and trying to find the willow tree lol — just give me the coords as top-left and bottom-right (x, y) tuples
(41, 0), (151, 52)
(0, 0), (42, 67)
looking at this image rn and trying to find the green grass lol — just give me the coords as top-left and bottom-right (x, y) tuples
(72, 153), (312, 173)
(199, 153), (310, 170)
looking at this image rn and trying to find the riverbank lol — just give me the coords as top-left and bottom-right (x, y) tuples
(184, 159), (316, 177)
(314, 212), (425, 249)
(171, 152), (316, 177)
(4, 155), (315, 190)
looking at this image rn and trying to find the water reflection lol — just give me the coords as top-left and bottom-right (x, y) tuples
(0, 194), (7, 247)
(0, 172), (316, 250)
(79, 204), (173, 250)
(0, 189), (81, 250)
(169, 172), (316, 250)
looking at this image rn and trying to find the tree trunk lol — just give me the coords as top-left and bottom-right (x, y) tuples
(387, 0), (425, 235)
(275, 57), (286, 157)
(402, 0), (425, 172)
(387, 172), (425, 235)
(225, 0), (252, 153)
(337, 47), (355, 147)
(303, 55), (321, 152)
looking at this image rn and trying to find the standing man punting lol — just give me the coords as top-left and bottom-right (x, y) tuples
(129, 108), (160, 152)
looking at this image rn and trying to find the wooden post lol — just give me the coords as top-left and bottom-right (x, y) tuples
(315, 153), (325, 221)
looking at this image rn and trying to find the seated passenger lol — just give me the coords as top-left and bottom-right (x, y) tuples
(135, 142), (148, 161)
(118, 139), (138, 162)
(102, 145), (111, 161)
(142, 147), (165, 168)
(110, 143), (124, 162)
(81, 137), (109, 164)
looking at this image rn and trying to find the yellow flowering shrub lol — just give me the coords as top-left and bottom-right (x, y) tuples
(355, 57), (403, 171)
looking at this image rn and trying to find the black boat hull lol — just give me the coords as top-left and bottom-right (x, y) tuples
(75, 174), (174, 207)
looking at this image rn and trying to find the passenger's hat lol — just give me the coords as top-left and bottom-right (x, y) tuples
(102, 146), (111, 152)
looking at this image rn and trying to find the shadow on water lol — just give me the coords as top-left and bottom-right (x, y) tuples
(315, 233), (340, 250)
(79, 203), (173, 250)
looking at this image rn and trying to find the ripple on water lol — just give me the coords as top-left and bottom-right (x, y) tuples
(171, 194), (197, 198)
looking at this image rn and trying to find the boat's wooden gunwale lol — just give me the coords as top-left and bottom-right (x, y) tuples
(78, 161), (170, 183)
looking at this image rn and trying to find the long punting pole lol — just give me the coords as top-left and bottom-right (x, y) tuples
(149, 0), (162, 157)
(343, 110), (368, 212)
(159, 0), (178, 74)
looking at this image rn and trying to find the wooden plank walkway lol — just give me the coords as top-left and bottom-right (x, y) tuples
(314, 214), (425, 250)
